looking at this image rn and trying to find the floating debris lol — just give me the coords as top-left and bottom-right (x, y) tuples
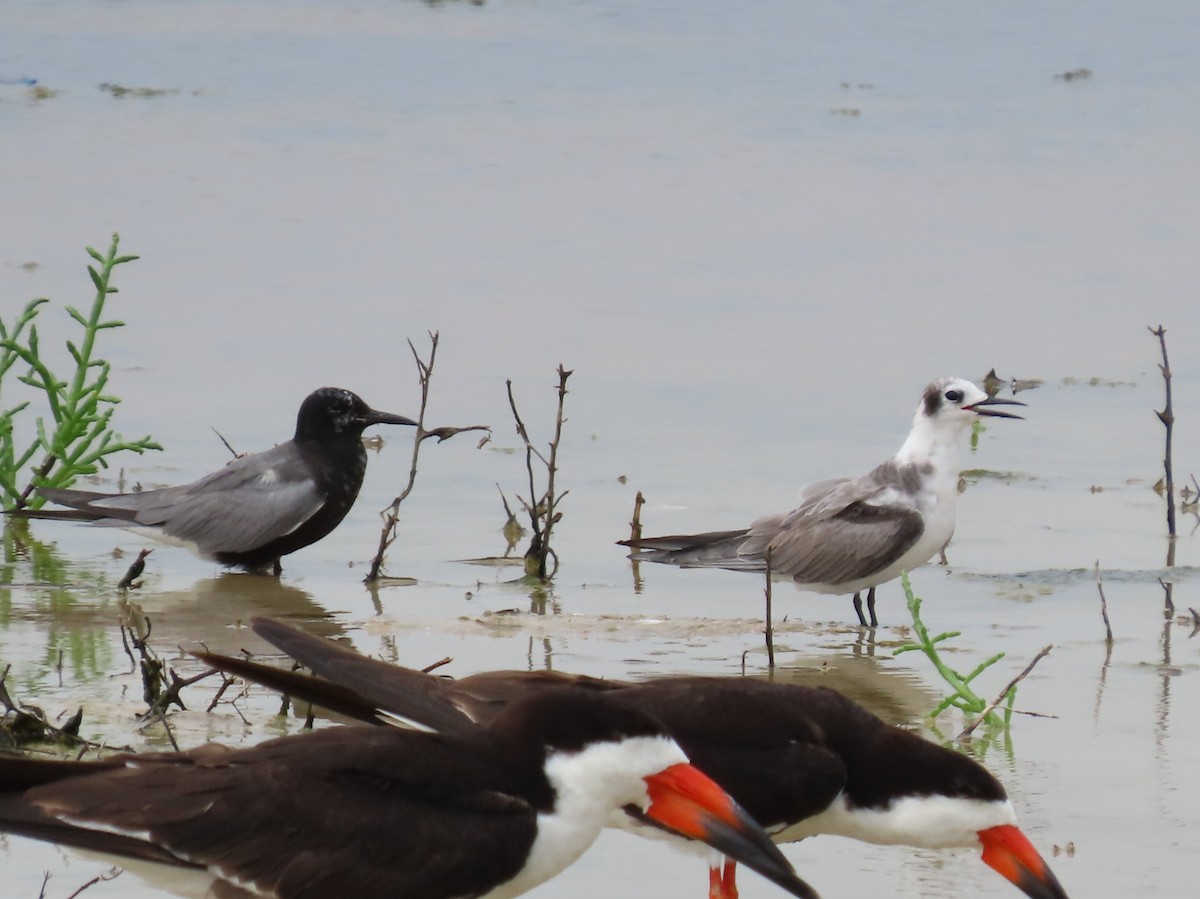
(99, 82), (179, 98)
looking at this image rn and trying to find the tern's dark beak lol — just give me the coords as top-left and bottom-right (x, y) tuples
(966, 396), (1026, 420)
(360, 408), (418, 428)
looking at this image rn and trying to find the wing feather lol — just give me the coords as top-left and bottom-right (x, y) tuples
(14, 728), (536, 898)
(42, 444), (324, 556)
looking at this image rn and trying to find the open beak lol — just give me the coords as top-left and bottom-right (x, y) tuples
(966, 396), (1026, 420)
(360, 408), (418, 428)
(635, 763), (821, 899)
(979, 824), (1070, 899)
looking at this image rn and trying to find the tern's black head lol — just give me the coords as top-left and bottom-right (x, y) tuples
(294, 388), (417, 441)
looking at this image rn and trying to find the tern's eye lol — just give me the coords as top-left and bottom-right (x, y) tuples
(945, 389), (964, 403)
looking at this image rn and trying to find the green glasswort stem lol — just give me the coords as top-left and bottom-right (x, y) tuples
(894, 572), (1010, 728)
(0, 233), (160, 510)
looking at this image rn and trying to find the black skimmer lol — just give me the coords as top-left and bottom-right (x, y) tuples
(12, 388), (416, 573)
(619, 377), (1025, 626)
(195, 617), (1069, 899)
(0, 687), (818, 899)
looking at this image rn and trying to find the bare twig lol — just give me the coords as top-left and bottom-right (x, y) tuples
(764, 547), (775, 668)
(422, 425), (489, 442)
(1150, 326), (1178, 618)
(497, 484), (520, 526)
(0, 663), (14, 709)
(212, 427), (240, 458)
(496, 484), (526, 555)
(152, 668), (220, 715)
(626, 491), (646, 592)
(629, 490), (645, 543)
(366, 334), (437, 582)
(13, 455), (56, 511)
(145, 706), (179, 751)
(116, 603), (218, 737)
(1149, 325), (1176, 539)
(64, 867), (123, 898)
(505, 366), (572, 581)
(1159, 576), (1175, 618)
(959, 644), (1054, 739)
(364, 334), (488, 583)
(0, 663), (89, 747)
(116, 548), (152, 590)
(1094, 561), (1114, 645)
(205, 672), (238, 713)
(117, 608), (175, 715)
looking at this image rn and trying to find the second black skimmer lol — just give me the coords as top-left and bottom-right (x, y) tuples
(619, 377), (1025, 626)
(0, 686), (818, 899)
(196, 617), (1070, 899)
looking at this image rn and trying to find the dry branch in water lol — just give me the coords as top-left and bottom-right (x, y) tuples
(1149, 325), (1176, 539)
(365, 332), (490, 583)
(958, 644), (1054, 740)
(117, 601), (218, 750)
(763, 546), (776, 668)
(116, 547), (152, 590)
(63, 867), (123, 899)
(627, 490), (645, 543)
(1149, 325), (1182, 618)
(0, 663), (85, 747)
(1094, 561), (1114, 645)
(505, 366), (572, 581)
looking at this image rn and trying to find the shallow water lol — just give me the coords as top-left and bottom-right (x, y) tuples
(3, 0), (1200, 897)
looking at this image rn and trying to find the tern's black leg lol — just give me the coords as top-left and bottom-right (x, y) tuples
(866, 587), (878, 628)
(852, 592), (868, 627)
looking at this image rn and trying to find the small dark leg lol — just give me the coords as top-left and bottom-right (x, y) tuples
(866, 586), (878, 628)
(272, 558), (283, 577)
(852, 592), (868, 627)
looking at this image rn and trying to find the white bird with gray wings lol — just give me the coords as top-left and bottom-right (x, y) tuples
(621, 377), (1025, 626)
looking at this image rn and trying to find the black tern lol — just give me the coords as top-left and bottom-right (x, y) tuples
(621, 377), (1025, 626)
(19, 387), (416, 573)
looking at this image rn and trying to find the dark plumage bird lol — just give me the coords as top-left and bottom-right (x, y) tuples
(619, 377), (1025, 626)
(196, 618), (1071, 899)
(0, 688), (818, 899)
(15, 388), (415, 573)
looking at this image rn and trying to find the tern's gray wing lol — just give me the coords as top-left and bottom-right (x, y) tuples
(70, 443), (323, 556)
(796, 476), (852, 508)
(790, 472), (891, 521)
(742, 503), (923, 586)
(741, 461), (927, 584)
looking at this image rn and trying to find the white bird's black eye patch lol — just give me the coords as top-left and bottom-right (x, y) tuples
(944, 389), (964, 403)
